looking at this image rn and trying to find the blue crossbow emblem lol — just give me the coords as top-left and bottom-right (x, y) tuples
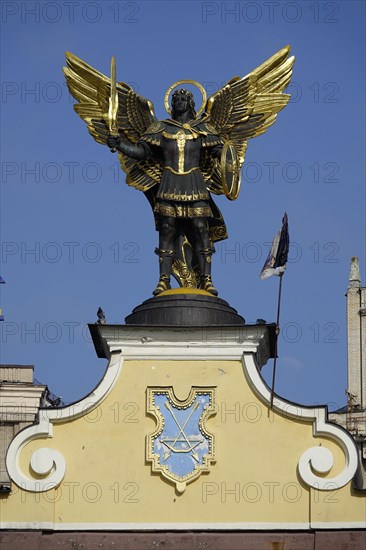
(146, 387), (216, 493)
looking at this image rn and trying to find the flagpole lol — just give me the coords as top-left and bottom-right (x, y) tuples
(270, 272), (284, 409)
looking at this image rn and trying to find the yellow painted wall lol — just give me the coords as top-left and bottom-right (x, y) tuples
(1, 358), (365, 528)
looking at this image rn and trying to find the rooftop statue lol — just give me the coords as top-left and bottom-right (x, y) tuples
(64, 47), (294, 296)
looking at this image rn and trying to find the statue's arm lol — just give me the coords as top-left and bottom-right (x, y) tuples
(207, 140), (234, 164)
(210, 143), (223, 159)
(107, 135), (150, 160)
(200, 128), (224, 160)
(209, 144), (233, 166)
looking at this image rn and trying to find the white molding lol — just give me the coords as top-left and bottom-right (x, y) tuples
(94, 325), (272, 368)
(6, 352), (123, 492)
(1, 521), (365, 531)
(310, 521), (366, 529)
(242, 354), (359, 490)
(109, 343), (257, 361)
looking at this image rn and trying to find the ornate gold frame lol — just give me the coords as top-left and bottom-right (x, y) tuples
(146, 386), (216, 493)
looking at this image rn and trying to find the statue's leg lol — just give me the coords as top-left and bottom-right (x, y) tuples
(153, 216), (176, 296)
(191, 218), (218, 296)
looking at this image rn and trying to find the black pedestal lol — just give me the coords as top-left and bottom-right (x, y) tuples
(125, 289), (245, 326)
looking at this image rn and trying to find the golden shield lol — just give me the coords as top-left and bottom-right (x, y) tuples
(220, 141), (241, 201)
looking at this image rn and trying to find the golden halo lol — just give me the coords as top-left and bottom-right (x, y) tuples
(164, 80), (207, 117)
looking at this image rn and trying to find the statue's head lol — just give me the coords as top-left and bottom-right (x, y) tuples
(171, 89), (196, 119)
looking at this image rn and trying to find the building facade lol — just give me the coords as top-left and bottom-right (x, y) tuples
(330, 257), (366, 490)
(0, 365), (46, 493)
(0, 260), (365, 549)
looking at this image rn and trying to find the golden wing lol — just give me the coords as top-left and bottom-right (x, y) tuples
(63, 52), (163, 191)
(201, 45), (294, 195)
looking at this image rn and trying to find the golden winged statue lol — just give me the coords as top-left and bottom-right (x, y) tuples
(63, 46), (294, 296)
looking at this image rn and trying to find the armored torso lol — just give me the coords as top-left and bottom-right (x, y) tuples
(140, 120), (222, 203)
(161, 124), (202, 175)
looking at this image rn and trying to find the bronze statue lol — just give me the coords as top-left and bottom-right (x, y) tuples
(63, 47), (294, 296)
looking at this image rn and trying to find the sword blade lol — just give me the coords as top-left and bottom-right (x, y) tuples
(108, 56), (118, 135)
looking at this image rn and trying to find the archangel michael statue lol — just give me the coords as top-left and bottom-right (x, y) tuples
(63, 46), (294, 297)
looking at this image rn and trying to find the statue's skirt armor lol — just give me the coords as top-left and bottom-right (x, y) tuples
(154, 167), (213, 218)
(154, 200), (213, 219)
(157, 167), (210, 202)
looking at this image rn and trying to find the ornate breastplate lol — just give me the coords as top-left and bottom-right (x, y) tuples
(162, 125), (200, 174)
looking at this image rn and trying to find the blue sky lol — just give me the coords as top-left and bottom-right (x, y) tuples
(1, 0), (365, 407)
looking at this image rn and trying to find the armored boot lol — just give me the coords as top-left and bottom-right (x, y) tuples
(153, 248), (174, 296)
(196, 247), (218, 296)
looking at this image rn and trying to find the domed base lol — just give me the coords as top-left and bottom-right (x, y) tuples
(125, 288), (245, 326)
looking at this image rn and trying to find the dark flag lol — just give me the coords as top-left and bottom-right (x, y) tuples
(0, 276), (5, 321)
(260, 213), (289, 279)
(259, 214), (289, 408)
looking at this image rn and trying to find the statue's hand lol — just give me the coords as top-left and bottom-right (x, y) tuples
(107, 135), (120, 152)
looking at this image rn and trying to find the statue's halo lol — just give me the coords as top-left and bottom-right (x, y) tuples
(164, 80), (207, 117)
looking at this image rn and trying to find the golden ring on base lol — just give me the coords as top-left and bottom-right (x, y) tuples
(157, 288), (212, 297)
